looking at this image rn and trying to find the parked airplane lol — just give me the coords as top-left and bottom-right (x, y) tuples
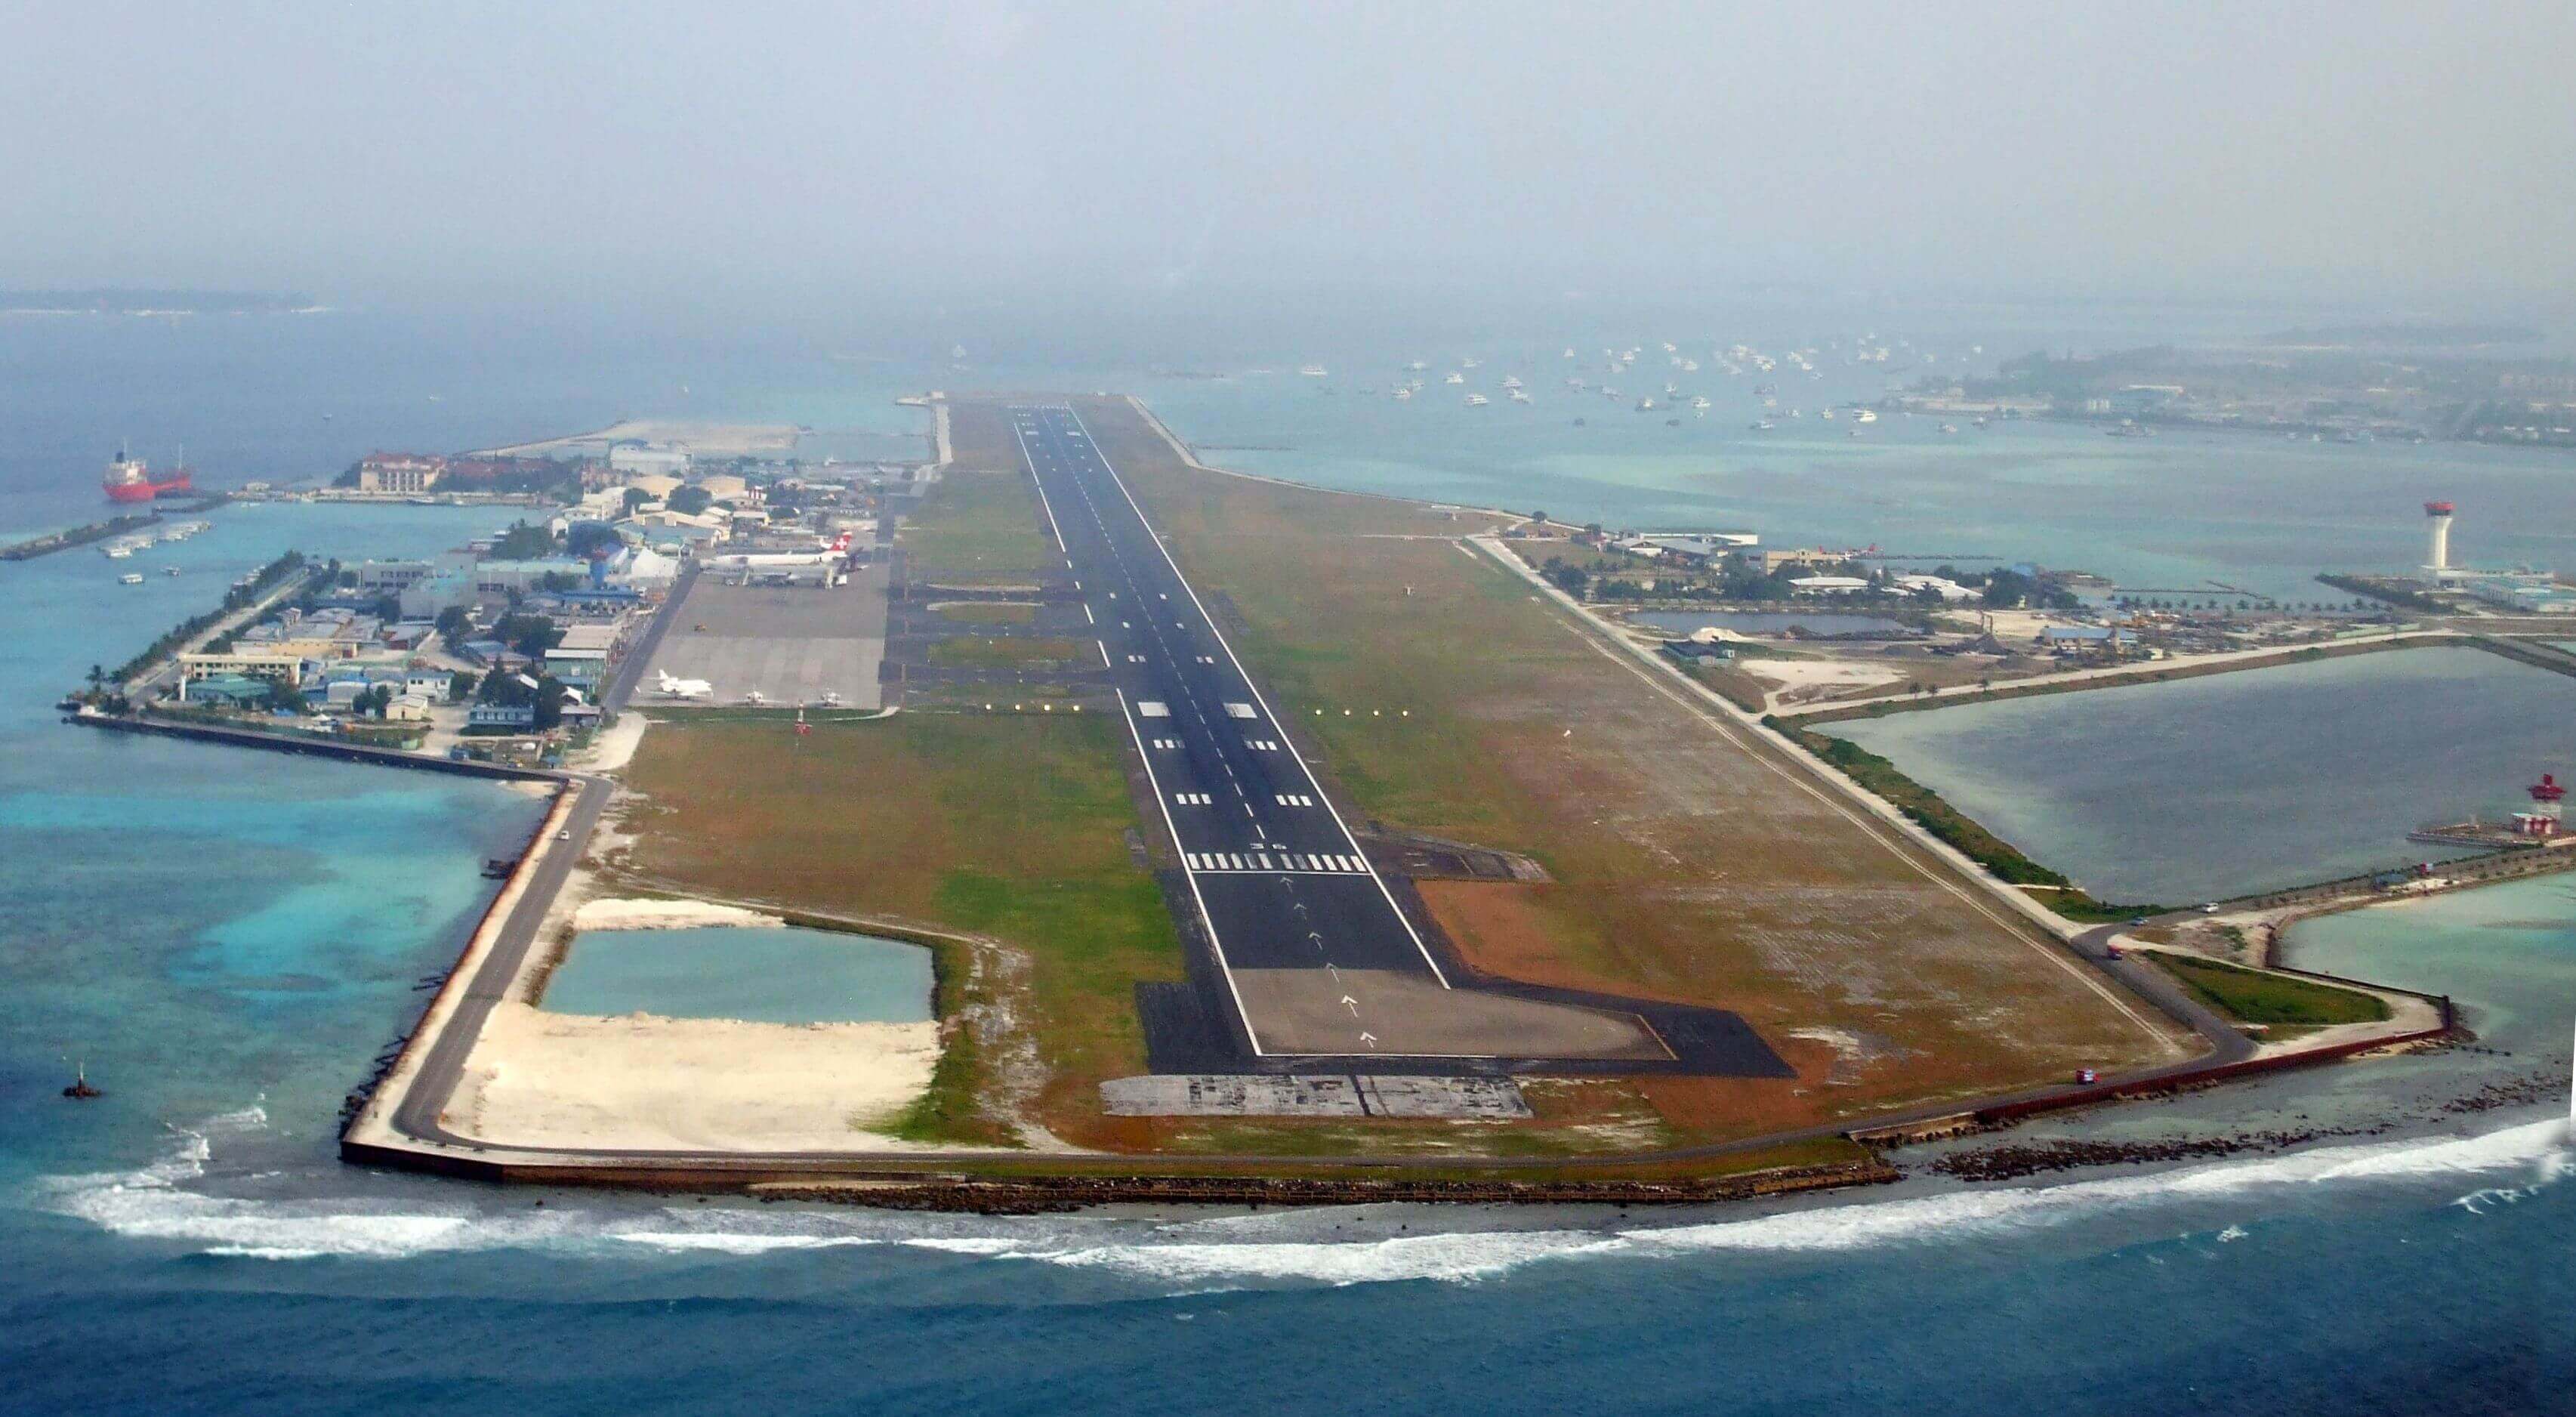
(655, 671), (714, 700)
(701, 531), (850, 574)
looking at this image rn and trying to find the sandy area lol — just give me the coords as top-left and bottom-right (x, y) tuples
(582, 713), (652, 773)
(572, 896), (780, 931)
(1742, 658), (1907, 706)
(446, 1002), (942, 1152)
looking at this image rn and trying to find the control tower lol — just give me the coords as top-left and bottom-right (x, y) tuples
(2423, 501), (2455, 583)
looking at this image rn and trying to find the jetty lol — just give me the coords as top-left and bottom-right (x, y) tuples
(1, 511), (165, 562)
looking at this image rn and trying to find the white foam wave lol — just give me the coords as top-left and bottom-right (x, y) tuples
(1029, 1230), (1629, 1289)
(613, 1231), (884, 1255)
(900, 1236), (1030, 1255)
(1627, 1119), (2571, 1259)
(30, 1111), (2568, 1283)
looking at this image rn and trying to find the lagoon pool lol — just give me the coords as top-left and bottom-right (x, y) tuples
(1822, 646), (2576, 903)
(541, 924), (933, 1025)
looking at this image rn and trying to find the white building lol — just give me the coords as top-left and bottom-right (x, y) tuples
(609, 443), (692, 477)
(1894, 574), (1979, 602)
(1788, 575), (1872, 595)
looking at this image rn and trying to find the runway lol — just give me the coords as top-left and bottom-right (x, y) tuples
(1012, 405), (1669, 1061)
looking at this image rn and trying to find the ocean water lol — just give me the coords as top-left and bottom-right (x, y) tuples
(1822, 647), (2576, 903)
(1135, 336), (2576, 604)
(542, 925), (933, 1025)
(2, 309), (2571, 1415)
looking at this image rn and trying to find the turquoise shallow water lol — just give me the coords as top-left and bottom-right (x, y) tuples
(0, 310), (2570, 1415)
(543, 925), (932, 1024)
(1824, 647), (2576, 903)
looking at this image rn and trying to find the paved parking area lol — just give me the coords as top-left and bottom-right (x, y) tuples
(642, 566), (887, 708)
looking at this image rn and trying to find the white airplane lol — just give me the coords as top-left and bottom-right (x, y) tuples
(739, 689), (768, 706)
(700, 531), (850, 574)
(817, 690), (844, 708)
(655, 671), (714, 700)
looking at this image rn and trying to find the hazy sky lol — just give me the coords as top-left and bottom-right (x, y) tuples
(5, 2), (2570, 310)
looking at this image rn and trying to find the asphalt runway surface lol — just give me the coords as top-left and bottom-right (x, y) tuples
(1013, 405), (1684, 1062)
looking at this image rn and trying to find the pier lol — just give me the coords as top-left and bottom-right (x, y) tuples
(1, 511), (165, 561)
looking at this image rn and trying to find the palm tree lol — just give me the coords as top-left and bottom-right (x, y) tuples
(85, 664), (105, 693)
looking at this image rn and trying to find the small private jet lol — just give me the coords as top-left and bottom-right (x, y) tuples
(654, 671), (714, 701)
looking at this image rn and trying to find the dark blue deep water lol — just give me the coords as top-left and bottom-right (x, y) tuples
(1, 311), (2569, 1415)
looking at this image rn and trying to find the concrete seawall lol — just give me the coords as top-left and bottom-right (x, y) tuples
(71, 712), (561, 783)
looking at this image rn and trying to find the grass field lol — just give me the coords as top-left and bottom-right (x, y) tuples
(2152, 952), (2392, 1027)
(1078, 394), (2189, 1141)
(927, 635), (1094, 671)
(897, 404), (1062, 586)
(931, 600), (1040, 625)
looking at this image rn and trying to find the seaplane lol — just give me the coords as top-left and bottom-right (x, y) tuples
(654, 671), (714, 701)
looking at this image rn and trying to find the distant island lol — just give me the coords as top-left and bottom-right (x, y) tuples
(0, 288), (318, 315)
(2257, 321), (2543, 347)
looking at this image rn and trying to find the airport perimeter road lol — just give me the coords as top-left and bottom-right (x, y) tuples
(389, 774), (608, 1145)
(1011, 406), (1673, 1062)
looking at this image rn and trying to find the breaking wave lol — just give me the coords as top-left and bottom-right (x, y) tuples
(31, 1108), (2569, 1288)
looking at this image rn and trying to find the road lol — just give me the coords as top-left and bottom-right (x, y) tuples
(1012, 405), (1468, 1057)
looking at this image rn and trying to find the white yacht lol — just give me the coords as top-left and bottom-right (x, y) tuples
(1391, 386), (1413, 400)
(1444, 371), (1465, 385)
(1507, 388), (1532, 403)
(119, 573), (143, 585)
(1461, 357), (1481, 369)
(1635, 397), (1656, 412)
(1298, 364), (1328, 378)
(1464, 393), (1489, 406)
(1501, 375), (1522, 389)
(1854, 409), (1878, 423)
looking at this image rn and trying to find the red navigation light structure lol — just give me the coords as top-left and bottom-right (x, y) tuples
(2516, 771), (2564, 838)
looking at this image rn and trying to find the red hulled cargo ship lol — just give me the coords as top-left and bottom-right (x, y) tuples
(103, 446), (192, 503)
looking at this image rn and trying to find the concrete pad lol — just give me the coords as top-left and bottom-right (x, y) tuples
(1231, 968), (1672, 1060)
(646, 570), (886, 708)
(1099, 1074), (1364, 1116)
(1356, 1075), (1534, 1119)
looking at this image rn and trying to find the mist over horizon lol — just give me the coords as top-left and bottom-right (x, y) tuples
(5, 2), (2571, 324)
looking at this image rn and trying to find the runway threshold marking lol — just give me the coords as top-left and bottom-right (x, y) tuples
(1060, 403), (1453, 988)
